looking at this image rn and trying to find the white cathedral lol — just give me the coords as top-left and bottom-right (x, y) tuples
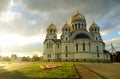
(43, 10), (111, 62)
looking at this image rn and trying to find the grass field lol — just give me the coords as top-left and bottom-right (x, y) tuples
(0, 62), (120, 79)
(0, 62), (78, 79)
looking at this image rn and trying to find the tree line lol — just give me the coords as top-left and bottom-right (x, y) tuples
(0, 54), (43, 62)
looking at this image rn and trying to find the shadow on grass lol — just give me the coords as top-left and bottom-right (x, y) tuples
(0, 66), (28, 79)
(0, 62), (79, 79)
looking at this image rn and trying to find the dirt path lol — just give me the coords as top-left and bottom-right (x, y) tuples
(74, 64), (102, 79)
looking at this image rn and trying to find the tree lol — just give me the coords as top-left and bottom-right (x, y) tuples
(32, 54), (40, 61)
(39, 56), (43, 61)
(11, 54), (17, 60)
(22, 56), (30, 62)
(2, 56), (10, 61)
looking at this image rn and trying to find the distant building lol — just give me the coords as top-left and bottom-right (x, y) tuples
(43, 10), (111, 62)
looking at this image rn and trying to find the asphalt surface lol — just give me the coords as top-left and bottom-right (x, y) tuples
(82, 63), (120, 79)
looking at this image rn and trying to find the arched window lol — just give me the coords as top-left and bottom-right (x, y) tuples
(72, 25), (74, 29)
(66, 29), (68, 31)
(50, 29), (52, 33)
(78, 23), (80, 29)
(83, 43), (85, 51)
(97, 53), (99, 57)
(48, 41), (50, 48)
(82, 23), (83, 29)
(66, 37), (68, 41)
(47, 54), (51, 58)
(96, 46), (99, 52)
(96, 37), (98, 41)
(95, 28), (96, 31)
(76, 44), (78, 52)
(57, 44), (59, 48)
(88, 43), (91, 52)
(66, 46), (68, 52)
(92, 29), (93, 31)
(75, 24), (77, 29)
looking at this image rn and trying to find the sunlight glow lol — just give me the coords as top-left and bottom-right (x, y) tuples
(9, 0), (14, 7)
(0, 11), (16, 22)
(0, 34), (45, 57)
(0, 34), (45, 48)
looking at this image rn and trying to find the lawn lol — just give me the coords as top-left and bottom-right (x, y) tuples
(0, 62), (78, 79)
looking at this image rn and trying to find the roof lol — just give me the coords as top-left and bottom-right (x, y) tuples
(90, 22), (99, 28)
(62, 22), (70, 28)
(48, 22), (56, 29)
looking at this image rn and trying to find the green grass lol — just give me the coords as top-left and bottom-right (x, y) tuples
(0, 62), (78, 79)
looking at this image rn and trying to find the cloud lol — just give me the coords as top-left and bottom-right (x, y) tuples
(0, 0), (119, 37)
(118, 31), (120, 35)
(0, 42), (43, 57)
(0, 0), (120, 56)
(104, 37), (120, 52)
(20, 0), (120, 35)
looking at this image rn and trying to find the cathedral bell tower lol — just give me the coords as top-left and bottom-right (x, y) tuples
(89, 21), (102, 41)
(46, 22), (57, 40)
(61, 22), (70, 42)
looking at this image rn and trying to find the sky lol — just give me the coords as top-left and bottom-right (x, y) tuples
(0, 0), (120, 57)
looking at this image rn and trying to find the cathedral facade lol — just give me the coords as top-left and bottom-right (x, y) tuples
(43, 10), (111, 62)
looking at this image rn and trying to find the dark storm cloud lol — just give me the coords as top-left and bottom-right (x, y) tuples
(20, 0), (120, 35)
(21, 0), (119, 13)
(0, 0), (119, 36)
(101, 19), (120, 32)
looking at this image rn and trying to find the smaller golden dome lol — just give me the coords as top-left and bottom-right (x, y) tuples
(48, 22), (56, 29)
(90, 22), (99, 28)
(62, 22), (69, 28)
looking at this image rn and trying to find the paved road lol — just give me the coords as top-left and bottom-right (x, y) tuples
(82, 63), (120, 79)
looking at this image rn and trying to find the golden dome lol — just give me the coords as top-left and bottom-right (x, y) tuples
(62, 22), (69, 28)
(48, 22), (56, 29)
(71, 10), (85, 22)
(90, 22), (99, 28)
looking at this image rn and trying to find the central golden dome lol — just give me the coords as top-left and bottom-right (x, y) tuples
(71, 10), (85, 23)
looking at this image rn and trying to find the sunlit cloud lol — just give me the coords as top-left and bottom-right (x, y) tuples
(100, 31), (108, 36)
(0, 11), (21, 23)
(9, 0), (14, 7)
(0, 0), (22, 23)
(0, 34), (45, 48)
(104, 37), (120, 52)
(118, 31), (120, 35)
